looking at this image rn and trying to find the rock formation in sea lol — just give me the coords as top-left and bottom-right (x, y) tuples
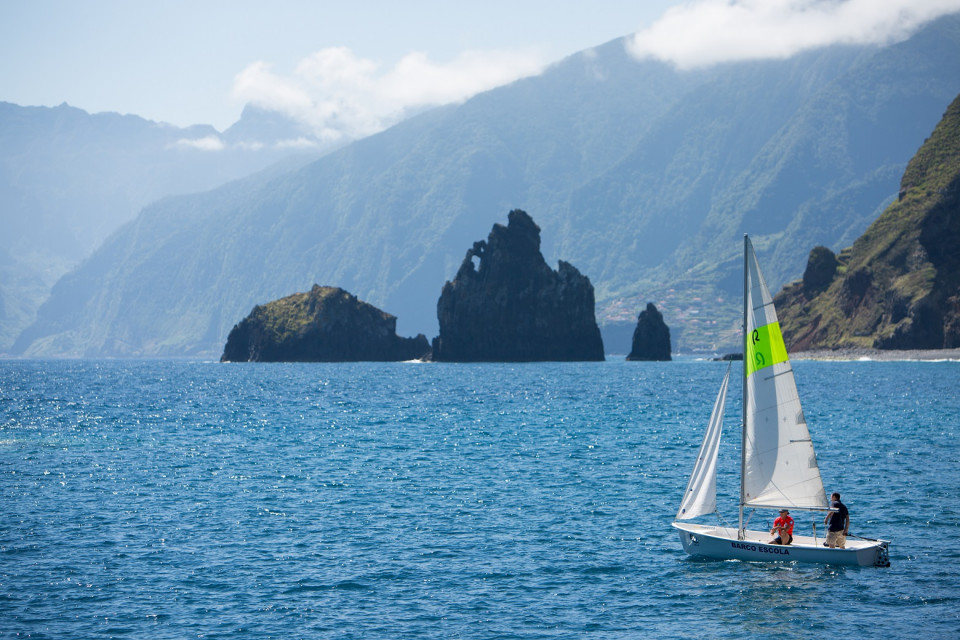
(431, 209), (604, 362)
(626, 302), (672, 361)
(221, 285), (430, 362)
(776, 92), (960, 350)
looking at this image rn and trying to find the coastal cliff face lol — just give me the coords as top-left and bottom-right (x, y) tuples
(776, 93), (960, 350)
(626, 303), (672, 361)
(431, 210), (604, 362)
(221, 285), (429, 362)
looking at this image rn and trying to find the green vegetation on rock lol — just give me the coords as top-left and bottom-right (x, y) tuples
(221, 285), (430, 362)
(776, 93), (960, 350)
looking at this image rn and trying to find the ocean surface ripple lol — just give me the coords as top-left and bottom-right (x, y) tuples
(1, 359), (958, 638)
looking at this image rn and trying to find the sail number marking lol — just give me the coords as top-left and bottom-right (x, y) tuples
(746, 321), (789, 376)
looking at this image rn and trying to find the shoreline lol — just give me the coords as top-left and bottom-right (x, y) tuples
(789, 347), (960, 361)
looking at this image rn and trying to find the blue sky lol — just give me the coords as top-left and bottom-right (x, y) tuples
(3, 0), (959, 135)
(1, 0), (678, 130)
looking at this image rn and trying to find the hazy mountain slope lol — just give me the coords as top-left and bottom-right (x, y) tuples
(699, 14), (960, 283)
(776, 93), (960, 350)
(562, 45), (869, 291)
(14, 15), (960, 357)
(14, 40), (698, 357)
(575, 16), (960, 346)
(0, 102), (322, 350)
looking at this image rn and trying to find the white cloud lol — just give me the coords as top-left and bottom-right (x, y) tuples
(274, 137), (322, 150)
(232, 61), (314, 114)
(233, 140), (265, 151)
(628, 0), (960, 69)
(171, 132), (321, 153)
(231, 46), (545, 142)
(173, 135), (226, 151)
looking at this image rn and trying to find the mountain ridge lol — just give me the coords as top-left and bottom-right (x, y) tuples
(0, 100), (332, 350)
(12, 15), (960, 357)
(776, 93), (960, 350)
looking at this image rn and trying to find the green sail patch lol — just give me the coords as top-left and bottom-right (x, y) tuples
(746, 321), (789, 376)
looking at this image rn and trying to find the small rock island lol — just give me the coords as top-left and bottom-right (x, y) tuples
(431, 209), (604, 362)
(221, 285), (430, 362)
(626, 302), (672, 361)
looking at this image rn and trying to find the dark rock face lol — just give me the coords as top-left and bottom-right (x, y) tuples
(802, 246), (839, 294)
(626, 302), (672, 361)
(431, 209), (604, 362)
(221, 285), (430, 362)
(945, 290), (960, 348)
(777, 93), (960, 351)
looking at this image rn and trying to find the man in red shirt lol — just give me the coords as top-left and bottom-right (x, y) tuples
(769, 508), (794, 545)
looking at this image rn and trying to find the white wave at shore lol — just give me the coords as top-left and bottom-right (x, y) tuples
(791, 347), (960, 362)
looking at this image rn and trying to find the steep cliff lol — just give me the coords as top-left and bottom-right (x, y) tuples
(626, 303), (672, 361)
(221, 285), (430, 362)
(14, 17), (960, 359)
(431, 210), (604, 362)
(776, 94), (960, 350)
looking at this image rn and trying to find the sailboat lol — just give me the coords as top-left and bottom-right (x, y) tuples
(672, 235), (891, 567)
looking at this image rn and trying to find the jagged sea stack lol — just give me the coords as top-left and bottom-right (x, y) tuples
(626, 302), (672, 361)
(221, 285), (430, 362)
(431, 209), (604, 362)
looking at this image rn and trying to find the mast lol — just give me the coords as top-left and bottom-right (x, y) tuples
(739, 234), (748, 539)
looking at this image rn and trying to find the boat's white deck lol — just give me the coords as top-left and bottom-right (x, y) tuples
(675, 521), (881, 551)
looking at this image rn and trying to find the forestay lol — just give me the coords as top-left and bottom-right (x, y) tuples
(742, 238), (829, 511)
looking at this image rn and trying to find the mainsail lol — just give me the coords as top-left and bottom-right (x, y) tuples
(677, 365), (730, 520)
(742, 237), (828, 510)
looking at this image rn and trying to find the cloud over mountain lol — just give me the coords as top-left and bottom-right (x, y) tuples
(628, 0), (960, 69)
(173, 135), (226, 151)
(231, 46), (546, 142)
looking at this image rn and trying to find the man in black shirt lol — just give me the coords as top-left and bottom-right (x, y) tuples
(824, 492), (849, 548)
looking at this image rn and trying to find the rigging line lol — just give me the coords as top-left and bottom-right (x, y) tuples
(755, 432), (814, 453)
(848, 534), (884, 542)
(752, 300), (775, 312)
(761, 369), (793, 381)
(715, 509), (734, 530)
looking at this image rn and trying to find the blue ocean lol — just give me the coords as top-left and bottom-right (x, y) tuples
(2, 358), (958, 638)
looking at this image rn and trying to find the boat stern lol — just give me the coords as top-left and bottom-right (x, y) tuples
(864, 540), (891, 567)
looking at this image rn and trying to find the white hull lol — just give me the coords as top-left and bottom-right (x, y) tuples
(673, 522), (890, 567)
